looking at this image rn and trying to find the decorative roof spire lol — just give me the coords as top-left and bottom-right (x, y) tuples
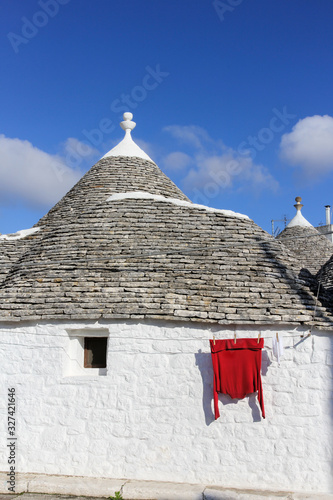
(120, 112), (136, 133)
(102, 112), (154, 163)
(294, 196), (303, 212)
(287, 196), (313, 228)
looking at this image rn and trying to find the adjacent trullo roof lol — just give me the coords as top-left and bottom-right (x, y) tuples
(0, 113), (333, 329)
(276, 197), (333, 275)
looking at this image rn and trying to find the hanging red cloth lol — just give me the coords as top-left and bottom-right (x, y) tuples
(210, 338), (265, 420)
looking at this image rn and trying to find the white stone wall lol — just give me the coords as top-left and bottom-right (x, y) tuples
(0, 320), (332, 494)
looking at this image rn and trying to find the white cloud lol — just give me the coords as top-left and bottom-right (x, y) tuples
(163, 125), (214, 149)
(184, 152), (278, 194)
(162, 152), (193, 171)
(63, 137), (99, 159)
(135, 138), (156, 161)
(0, 135), (84, 208)
(163, 126), (278, 199)
(280, 115), (333, 177)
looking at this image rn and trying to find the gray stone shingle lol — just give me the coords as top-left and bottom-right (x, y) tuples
(277, 225), (333, 274)
(0, 155), (333, 329)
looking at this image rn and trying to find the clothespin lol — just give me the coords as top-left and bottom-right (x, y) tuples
(257, 332), (261, 343)
(213, 335), (216, 346)
(234, 333), (237, 344)
(276, 332), (279, 343)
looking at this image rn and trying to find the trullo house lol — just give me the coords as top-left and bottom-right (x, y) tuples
(277, 196), (333, 274)
(0, 113), (333, 499)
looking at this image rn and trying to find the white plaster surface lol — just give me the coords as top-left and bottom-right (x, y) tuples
(204, 488), (291, 499)
(287, 210), (313, 228)
(107, 191), (250, 220)
(103, 130), (154, 163)
(0, 320), (332, 496)
(1, 472), (332, 499)
(102, 112), (154, 163)
(204, 488), (333, 499)
(64, 328), (109, 377)
(0, 472), (124, 496)
(0, 227), (40, 240)
(122, 479), (205, 499)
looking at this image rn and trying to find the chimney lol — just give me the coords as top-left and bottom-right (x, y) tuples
(325, 205), (331, 226)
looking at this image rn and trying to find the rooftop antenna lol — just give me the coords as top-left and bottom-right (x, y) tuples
(271, 215), (290, 237)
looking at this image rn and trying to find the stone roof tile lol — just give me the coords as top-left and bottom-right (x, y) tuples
(277, 225), (333, 274)
(1, 120), (333, 329)
(317, 254), (333, 295)
(1, 195), (333, 329)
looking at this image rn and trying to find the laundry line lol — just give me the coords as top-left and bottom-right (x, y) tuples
(0, 330), (310, 342)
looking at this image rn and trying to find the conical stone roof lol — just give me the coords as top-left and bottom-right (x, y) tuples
(0, 238), (35, 283)
(0, 115), (333, 329)
(277, 197), (333, 275)
(36, 155), (189, 229)
(317, 254), (333, 295)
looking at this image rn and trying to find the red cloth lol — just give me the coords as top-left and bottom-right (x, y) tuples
(210, 338), (265, 420)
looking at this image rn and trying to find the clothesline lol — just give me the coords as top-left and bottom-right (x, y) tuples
(0, 331), (311, 341)
(212, 331), (310, 342)
(0, 343), (304, 356)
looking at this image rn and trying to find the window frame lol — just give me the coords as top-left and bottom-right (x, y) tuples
(64, 328), (109, 377)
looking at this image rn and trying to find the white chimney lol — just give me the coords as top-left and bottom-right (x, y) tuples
(325, 205), (331, 226)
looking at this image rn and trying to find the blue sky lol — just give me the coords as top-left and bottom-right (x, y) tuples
(1, 0), (333, 235)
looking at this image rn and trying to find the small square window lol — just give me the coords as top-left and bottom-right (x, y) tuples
(64, 329), (109, 377)
(84, 337), (108, 368)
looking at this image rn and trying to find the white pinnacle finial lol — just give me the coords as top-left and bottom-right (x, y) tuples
(102, 112), (154, 163)
(120, 112), (136, 134)
(287, 196), (313, 228)
(294, 196), (303, 212)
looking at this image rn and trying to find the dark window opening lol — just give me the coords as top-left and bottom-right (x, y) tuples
(84, 337), (107, 368)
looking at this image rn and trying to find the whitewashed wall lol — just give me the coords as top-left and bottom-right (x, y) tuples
(0, 320), (332, 495)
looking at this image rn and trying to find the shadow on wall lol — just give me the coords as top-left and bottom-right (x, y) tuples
(195, 350), (215, 426)
(261, 239), (333, 446)
(195, 349), (271, 426)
